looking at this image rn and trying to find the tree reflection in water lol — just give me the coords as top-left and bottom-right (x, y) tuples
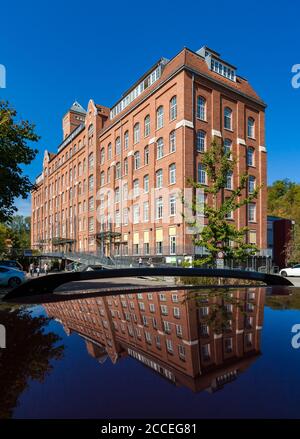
(0, 305), (64, 418)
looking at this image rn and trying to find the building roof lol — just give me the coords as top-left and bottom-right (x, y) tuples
(69, 101), (87, 115)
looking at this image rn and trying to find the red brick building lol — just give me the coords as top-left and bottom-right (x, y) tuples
(31, 45), (267, 260)
(44, 287), (264, 392)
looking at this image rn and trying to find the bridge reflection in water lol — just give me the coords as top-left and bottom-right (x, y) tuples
(44, 287), (264, 393)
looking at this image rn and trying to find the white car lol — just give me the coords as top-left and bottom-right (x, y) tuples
(0, 266), (26, 287)
(280, 264), (300, 277)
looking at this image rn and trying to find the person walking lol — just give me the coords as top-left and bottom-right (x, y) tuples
(29, 263), (34, 277)
(138, 257), (143, 268)
(36, 266), (40, 277)
(43, 262), (48, 275)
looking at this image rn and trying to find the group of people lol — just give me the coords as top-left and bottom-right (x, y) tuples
(29, 262), (49, 277)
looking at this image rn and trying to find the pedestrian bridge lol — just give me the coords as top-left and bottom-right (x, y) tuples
(4, 267), (293, 301)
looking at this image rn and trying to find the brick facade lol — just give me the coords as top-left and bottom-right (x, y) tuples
(31, 46), (267, 259)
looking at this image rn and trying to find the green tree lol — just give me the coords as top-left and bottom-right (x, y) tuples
(185, 138), (261, 267)
(0, 101), (39, 222)
(267, 179), (300, 264)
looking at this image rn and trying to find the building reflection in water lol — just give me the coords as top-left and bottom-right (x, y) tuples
(44, 287), (264, 393)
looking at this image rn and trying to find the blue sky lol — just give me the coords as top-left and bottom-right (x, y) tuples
(1, 0), (300, 215)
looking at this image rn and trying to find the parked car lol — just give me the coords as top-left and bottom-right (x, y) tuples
(0, 266), (26, 287)
(0, 260), (23, 271)
(280, 264), (300, 277)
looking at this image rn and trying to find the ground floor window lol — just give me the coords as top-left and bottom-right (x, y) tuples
(156, 241), (162, 255)
(169, 236), (176, 255)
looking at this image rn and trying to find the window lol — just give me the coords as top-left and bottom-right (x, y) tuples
(100, 148), (105, 164)
(156, 106), (164, 129)
(144, 115), (150, 137)
(156, 197), (163, 219)
(134, 151), (141, 169)
(169, 130), (176, 152)
(247, 147), (255, 166)
(144, 146), (149, 165)
(164, 320), (171, 334)
(115, 187), (120, 203)
(248, 117), (255, 138)
(225, 337), (233, 353)
(176, 324), (183, 337)
(124, 131), (129, 149)
(100, 171), (105, 186)
(226, 171), (233, 190)
(169, 194), (176, 216)
(88, 196), (94, 211)
(88, 217), (94, 232)
(197, 96), (206, 120)
(161, 305), (168, 315)
(201, 343), (211, 361)
(143, 201), (149, 222)
(115, 137), (121, 155)
(169, 96), (177, 121)
(225, 197), (233, 219)
(108, 143), (112, 160)
(144, 174), (149, 193)
(224, 139), (232, 158)
(224, 107), (232, 130)
(124, 157), (128, 175)
(169, 163), (176, 184)
(134, 123), (140, 144)
(166, 339), (173, 353)
(198, 163), (206, 184)
(116, 162), (121, 179)
(157, 137), (164, 159)
(170, 236), (176, 255)
(133, 179), (139, 197)
(248, 203), (256, 222)
(133, 204), (140, 224)
(156, 169), (163, 188)
(107, 167), (111, 183)
(248, 176), (256, 193)
(89, 152), (94, 169)
(88, 175), (94, 190)
(196, 130), (206, 152)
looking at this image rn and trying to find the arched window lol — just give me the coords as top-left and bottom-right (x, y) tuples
(115, 162), (121, 179)
(224, 107), (232, 130)
(196, 130), (206, 152)
(156, 169), (163, 188)
(133, 179), (139, 197)
(115, 137), (121, 155)
(169, 96), (177, 121)
(88, 152), (94, 168)
(144, 146), (149, 165)
(144, 115), (150, 137)
(157, 137), (164, 159)
(124, 157), (128, 175)
(156, 106), (164, 129)
(134, 151), (140, 170)
(134, 123), (140, 144)
(107, 167), (111, 183)
(100, 147), (105, 164)
(169, 163), (176, 184)
(224, 139), (232, 158)
(169, 130), (176, 152)
(108, 143), (112, 160)
(197, 96), (206, 120)
(124, 131), (129, 149)
(248, 117), (255, 138)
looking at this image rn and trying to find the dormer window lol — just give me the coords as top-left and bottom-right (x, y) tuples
(211, 58), (236, 81)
